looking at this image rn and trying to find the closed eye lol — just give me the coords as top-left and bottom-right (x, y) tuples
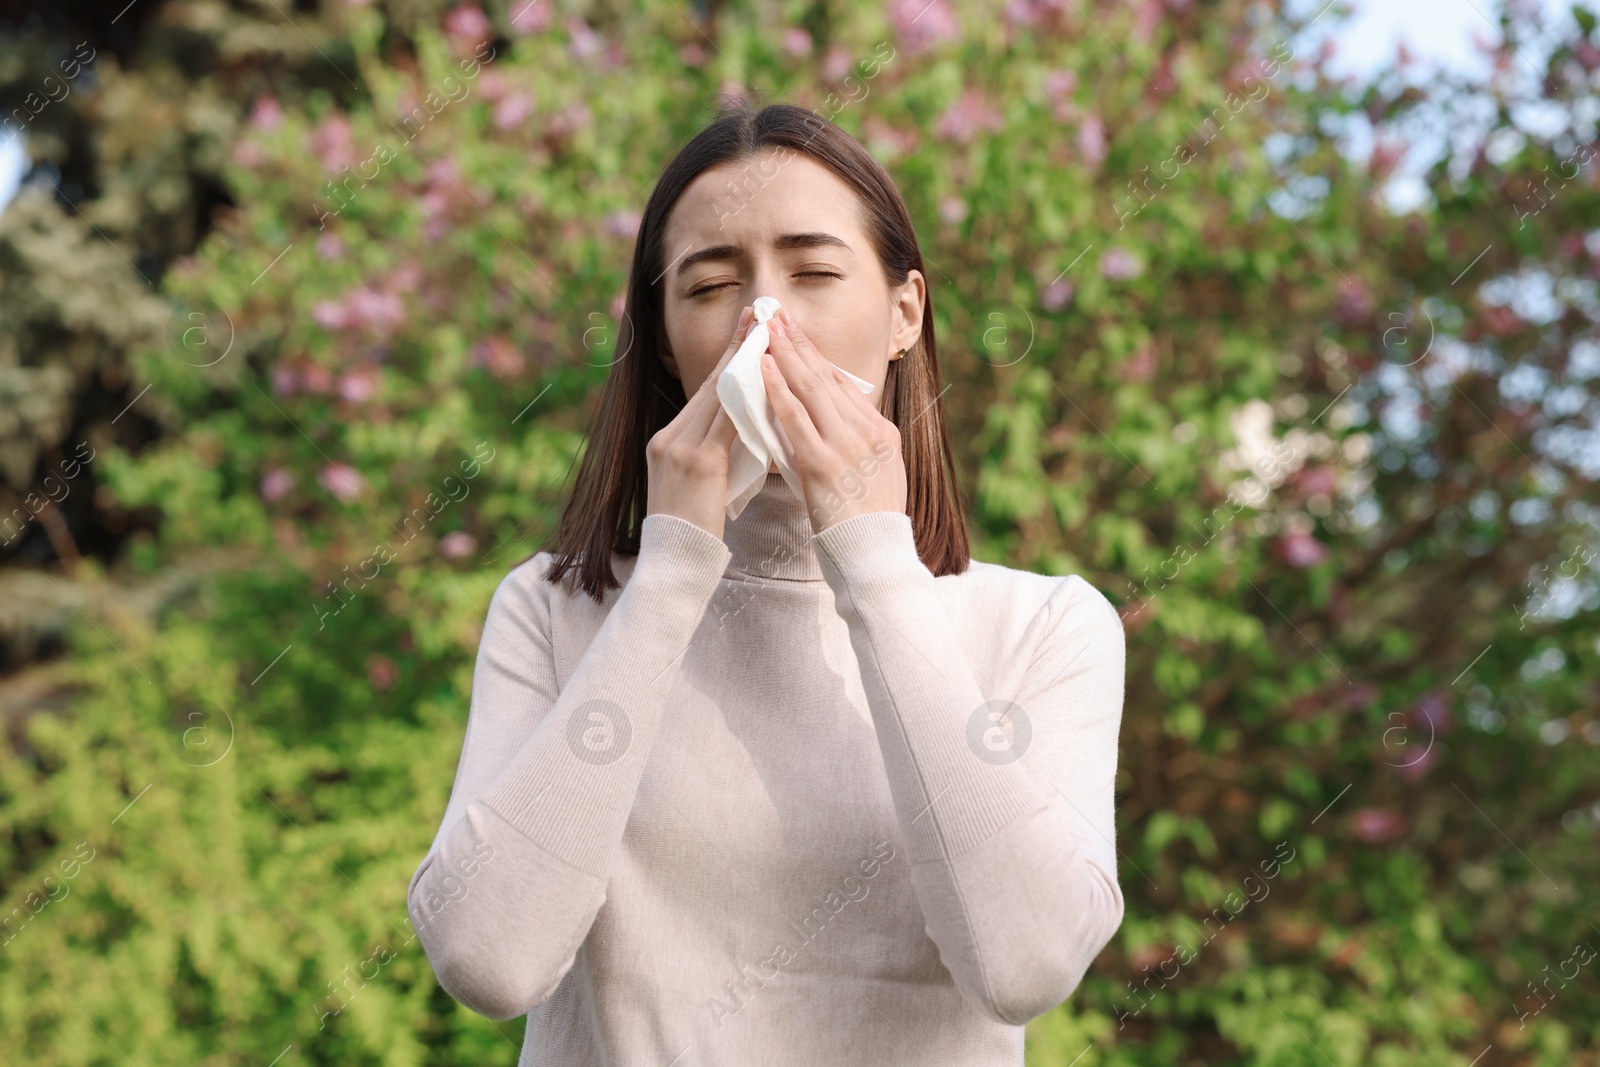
(688, 271), (843, 298)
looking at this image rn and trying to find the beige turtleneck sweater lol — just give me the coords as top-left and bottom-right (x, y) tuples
(407, 472), (1126, 1065)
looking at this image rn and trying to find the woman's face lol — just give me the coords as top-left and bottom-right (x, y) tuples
(657, 150), (925, 427)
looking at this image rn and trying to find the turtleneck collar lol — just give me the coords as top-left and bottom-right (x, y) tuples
(723, 472), (825, 582)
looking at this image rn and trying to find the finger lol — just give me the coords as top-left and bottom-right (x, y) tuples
(700, 401), (738, 458)
(767, 315), (848, 438)
(826, 362), (888, 430)
(678, 305), (756, 437)
(691, 305), (755, 403)
(776, 311), (868, 435)
(775, 309), (885, 434)
(760, 348), (829, 465)
(813, 360), (899, 474)
(773, 308), (837, 381)
(715, 305), (757, 379)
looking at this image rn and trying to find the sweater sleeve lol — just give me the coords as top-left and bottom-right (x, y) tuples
(406, 513), (732, 1021)
(811, 510), (1127, 1026)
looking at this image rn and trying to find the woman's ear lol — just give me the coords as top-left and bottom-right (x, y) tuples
(889, 269), (926, 359)
(660, 343), (681, 380)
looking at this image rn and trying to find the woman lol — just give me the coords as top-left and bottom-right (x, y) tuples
(407, 99), (1126, 1066)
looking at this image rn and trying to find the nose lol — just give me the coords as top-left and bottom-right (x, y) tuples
(747, 259), (797, 314)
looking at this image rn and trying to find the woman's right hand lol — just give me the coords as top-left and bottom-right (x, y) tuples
(644, 305), (756, 542)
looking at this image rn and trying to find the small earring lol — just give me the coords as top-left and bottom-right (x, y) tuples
(894, 347), (908, 359)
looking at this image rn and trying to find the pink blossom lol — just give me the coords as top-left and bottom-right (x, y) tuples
(440, 531), (477, 559)
(420, 189), (452, 225)
(609, 291), (627, 322)
(1003, 0), (1041, 27)
(1044, 70), (1079, 100)
(444, 5), (491, 43)
(1483, 306), (1523, 336)
(1123, 346), (1156, 383)
(231, 141), (264, 168)
(1076, 115), (1107, 167)
(313, 300), (349, 330)
(477, 71), (508, 102)
(1395, 742), (1438, 782)
(473, 337), (525, 379)
(821, 46), (852, 82)
(783, 28), (813, 57)
(889, 0), (960, 56)
(1345, 683), (1378, 711)
(1296, 464), (1337, 497)
(1414, 691), (1453, 734)
(337, 371), (377, 403)
(1335, 278), (1373, 325)
(508, 0), (551, 35)
(260, 468), (294, 501)
(425, 157), (460, 189)
(314, 287), (407, 339)
(1100, 248), (1143, 279)
(935, 88), (1003, 145)
(346, 288), (407, 336)
(1279, 531), (1328, 568)
(1352, 808), (1405, 843)
(605, 210), (642, 239)
(863, 117), (920, 159)
(1370, 137), (1405, 176)
(567, 17), (602, 60)
(251, 96), (283, 131)
(308, 115), (356, 173)
(680, 42), (708, 67)
(1130, 0), (1164, 45)
(271, 366), (297, 396)
(1041, 279), (1074, 312)
(317, 233), (345, 260)
(494, 90), (535, 130)
(549, 101), (592, 138)
(938, 197), (968, 224)
(385, 260), (422, 293)
(301, 365), (333, 394)
(319, 462), (365, 502)
(367, 654), (398, 690)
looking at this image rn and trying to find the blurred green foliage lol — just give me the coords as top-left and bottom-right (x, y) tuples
(1, 0), (1597, 1064)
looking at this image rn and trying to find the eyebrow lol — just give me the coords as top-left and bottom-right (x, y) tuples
(675, 232), (853, 277)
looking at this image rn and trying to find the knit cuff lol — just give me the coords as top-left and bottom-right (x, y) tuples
(634, 513), (733, 591)
(811, 510), (925, 590)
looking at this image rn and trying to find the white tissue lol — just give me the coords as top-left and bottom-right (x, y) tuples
(717, 297), (875, 521)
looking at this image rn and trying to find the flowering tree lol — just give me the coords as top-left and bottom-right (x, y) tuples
(0, 0), (1596, 1064)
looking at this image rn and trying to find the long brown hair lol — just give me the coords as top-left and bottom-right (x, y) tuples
(538, 96), (970, 604)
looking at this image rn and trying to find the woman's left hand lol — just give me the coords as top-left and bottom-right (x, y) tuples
(761, 307), (907, 535)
